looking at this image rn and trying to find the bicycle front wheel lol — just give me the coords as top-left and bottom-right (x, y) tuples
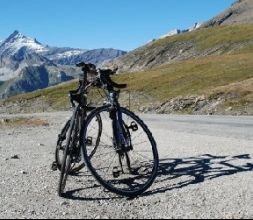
(80, 105), (159, 197)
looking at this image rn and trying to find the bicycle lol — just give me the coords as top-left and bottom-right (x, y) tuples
(79, 65), (159, 197)
(54, 63), (103, 196)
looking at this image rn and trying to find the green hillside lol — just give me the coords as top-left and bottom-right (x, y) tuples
(116, 53), (253, 100)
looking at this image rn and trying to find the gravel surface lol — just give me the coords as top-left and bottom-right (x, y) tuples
(0, 112), (253, 219)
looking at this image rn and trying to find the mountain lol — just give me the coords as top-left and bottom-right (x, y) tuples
(0, 30), (47, 55)
(0, 31), (126, 98)
(106, 25), (253, 73)
(201, 0), (253, 27)
(106, 0), (253, 73)
(0, 31), (53, 81)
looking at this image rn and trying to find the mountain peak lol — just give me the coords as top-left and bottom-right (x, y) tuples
(11, 30), (22, 36)
(0, 30), (47, 55)
(5, 30), (27, 43)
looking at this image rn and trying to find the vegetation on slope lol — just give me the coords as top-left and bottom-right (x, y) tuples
(1, 51), (253, 114)
(153, 24), (253, 51)
(113, 24), (253, 73)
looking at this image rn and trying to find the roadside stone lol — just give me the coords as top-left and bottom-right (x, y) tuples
(0, 118), (9, 124)
(60, 201), (70, 206)
(226, 107), (233, 111)
(11, 155), (20, 159)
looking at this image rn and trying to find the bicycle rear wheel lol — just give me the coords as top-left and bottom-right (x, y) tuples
(55, 114), (102, 174)
(81, 105), (159, 197)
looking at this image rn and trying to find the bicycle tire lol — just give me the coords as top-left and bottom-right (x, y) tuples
(80, 105), (159, 197)
(58, 112), (77, 197)
(55, 114), (102, 174)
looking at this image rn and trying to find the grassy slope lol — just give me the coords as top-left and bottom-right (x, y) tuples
(152, 24), (253, 51)
(117, 24), (253, 70)
(2, 25), (253, 113)
(116, 52), (253, 99)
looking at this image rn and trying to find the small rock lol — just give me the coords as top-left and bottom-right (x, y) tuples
(20, 170), (28, 175)
(30, 210), (36, 215)
(60, 201), (69, 206)
(226, 106), (233, 111)
(11, 155), (20, 159)
(38, 143), (45, 147)
(0, 118), (8, 124)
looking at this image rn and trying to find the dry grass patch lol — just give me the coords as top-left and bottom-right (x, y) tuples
(0, 117), (50, 127)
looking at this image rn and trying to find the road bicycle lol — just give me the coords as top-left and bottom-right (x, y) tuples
(57, 63), (159, 197)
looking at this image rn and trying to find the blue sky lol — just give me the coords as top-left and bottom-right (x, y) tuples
(0, 0), (235, 51)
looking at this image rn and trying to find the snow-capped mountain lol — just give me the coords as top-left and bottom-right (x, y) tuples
(0, 30), (47, 56)
(0, 31), (52, 81)
(0, 30), (126, 98)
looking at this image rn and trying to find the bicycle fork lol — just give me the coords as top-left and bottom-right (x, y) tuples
(110, 108), (132, 177)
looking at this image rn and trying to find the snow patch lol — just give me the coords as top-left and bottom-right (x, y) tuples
(53, 50), (84, 59)
(159, 22), (202, 39)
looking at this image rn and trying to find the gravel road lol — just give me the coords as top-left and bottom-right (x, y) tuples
(0, 112), (253, 219)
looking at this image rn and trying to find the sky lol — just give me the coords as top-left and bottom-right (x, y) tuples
(0, 0), (235, 51)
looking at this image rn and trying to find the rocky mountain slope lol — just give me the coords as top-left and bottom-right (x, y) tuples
(0, 31), (126, 98)
(201, 0), (253, 27)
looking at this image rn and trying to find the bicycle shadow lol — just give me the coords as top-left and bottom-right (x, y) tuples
(143, 153), (253, 197)
(62, 153), (253, 201)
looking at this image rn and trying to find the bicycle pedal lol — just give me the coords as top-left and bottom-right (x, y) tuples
(51, 162), (58, 171)
(129, 121), (138, 131)
(113, 167), (121, 178)
(86, 137), (93, 146)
